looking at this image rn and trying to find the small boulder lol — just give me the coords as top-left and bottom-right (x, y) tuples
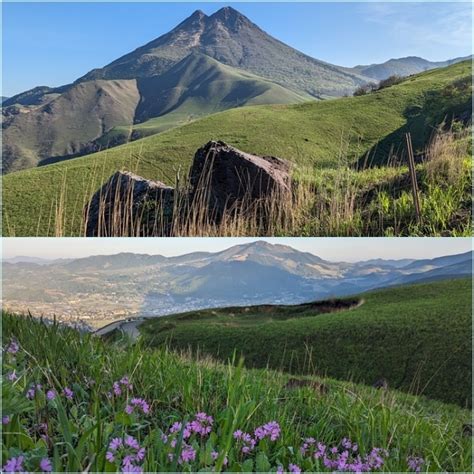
(372, 378), (389, 390)
(284, 378), (328, 395)
(188, 141), (292, 222)
(84, 171), (174, 236)
(462, 423), (472, 437)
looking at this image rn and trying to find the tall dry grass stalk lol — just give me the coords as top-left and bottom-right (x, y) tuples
(424, 125), (470, 186)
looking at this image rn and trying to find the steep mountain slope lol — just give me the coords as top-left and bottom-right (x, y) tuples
(78, 7), (367, 97)
(3, 60), (470, 236)
(2, 80), (140, 171)
(352, 55), (472, 81)
(141, 278), (473, 406)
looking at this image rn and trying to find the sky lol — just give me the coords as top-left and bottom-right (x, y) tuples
(2, 237), (472, 262)
(2, 1), (472, 97)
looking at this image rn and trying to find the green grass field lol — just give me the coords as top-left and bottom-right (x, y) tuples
(141, 278), (472, 407)
(2, 311), (472, 472)
(2, 61), (471, 236)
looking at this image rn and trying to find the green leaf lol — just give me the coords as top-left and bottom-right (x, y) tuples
(256, 452), (271, 472)
(242, 459), (254, 472)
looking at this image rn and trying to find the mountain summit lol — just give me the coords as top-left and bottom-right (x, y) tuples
(78, 6), (366, 97)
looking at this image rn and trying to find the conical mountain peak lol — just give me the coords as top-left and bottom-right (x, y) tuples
(211, 6), (244, 19)
(191, 9), (206, 18)
(174, 8), (208, 30)
(76, 5), (367, 97)
(208, 6), (252, 28)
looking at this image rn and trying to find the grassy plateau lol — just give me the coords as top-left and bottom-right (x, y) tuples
(2, 61), (472, 237)
(2, 302), (472, 473)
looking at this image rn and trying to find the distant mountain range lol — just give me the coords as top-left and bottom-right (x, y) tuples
(2, 6), (469, 174)
(353, 55), (472, 81)
(3, 241), (471, 321)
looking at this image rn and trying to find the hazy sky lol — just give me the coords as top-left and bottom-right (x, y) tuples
(2, 238), (471, 262)
(3, 1), (472, 96)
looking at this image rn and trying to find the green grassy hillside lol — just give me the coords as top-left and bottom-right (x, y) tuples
(2, 312), (472, 472)
(141, 278), (472, 407)
(106, 52), (307, 142)
(2, 61), (471, 236)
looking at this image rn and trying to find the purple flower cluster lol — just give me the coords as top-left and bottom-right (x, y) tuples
(125, 397), (150, 416)
(162, 413), (217, 466)
(46, 390), (56, 401)
(110, 376), (133, 397)
(40, 458), (52, 472)
(26, 383), (43, 400)
(254, 421), (281, 441)
(25, 382), (72, 402)
(233, 430), (257, 454)
(277, 463), (302, 473)
(2, 415), (11, 425)
(62, 387), (74, 400)
(36, 422), (50, 445)
(211, 450), (229, 466)
(5, 339), (20, 355)
(166, 442), (197, 465)
(2, 456), (25, 473)
(407, 455), (425, 472)
(187, 412), (214, 437)
(7, 370), (18, 381)
(168, 412), (214, 440)
(106, 435), (146, 473)
(300, 437), (388, 472)
(179, 443), (197, 464)
(2, 454), (52, 473)
(234, 421), (281, 455)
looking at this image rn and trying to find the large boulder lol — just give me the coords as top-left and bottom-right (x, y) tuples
(188, 141), (292, 222)
(84, 171), (174, 236)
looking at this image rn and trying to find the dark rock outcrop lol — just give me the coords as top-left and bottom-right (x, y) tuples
(462, 423), (472, 437)
(84, 171), (174, 236)
(284, 378), (329, 395)
(372, 378), (389, 390)
(188, 141), (292, 222)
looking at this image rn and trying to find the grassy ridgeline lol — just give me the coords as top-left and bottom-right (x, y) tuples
(2, 61), (471, 236)
(2, 312), (472, 472)
(141, 278), (472, 407)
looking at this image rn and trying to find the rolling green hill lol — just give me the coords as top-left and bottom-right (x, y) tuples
(2, 61), (471, 236)
(2, 311), (472, 472)
(141, 278), (472, 407)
